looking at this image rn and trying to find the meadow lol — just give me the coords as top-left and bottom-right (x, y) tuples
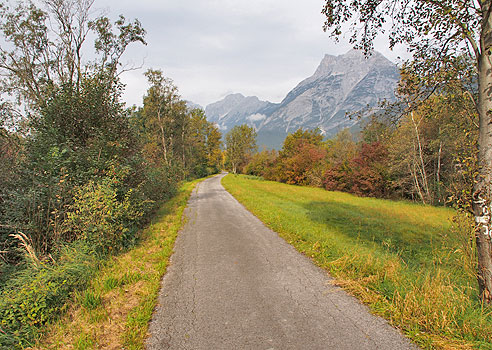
(222, 174), (492, 350)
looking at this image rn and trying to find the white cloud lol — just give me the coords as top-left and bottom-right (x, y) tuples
(247, 113), (267, 122)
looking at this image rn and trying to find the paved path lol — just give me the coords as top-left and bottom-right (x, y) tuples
(146, 174), (417, 350)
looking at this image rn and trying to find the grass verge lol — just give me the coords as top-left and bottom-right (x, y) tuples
(222, 174), (492, 350)
(29, 178), (202, 350)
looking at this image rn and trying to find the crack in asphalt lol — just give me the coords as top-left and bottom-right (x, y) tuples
(187, 186), (199, 349)
(145, 174), (418, 350)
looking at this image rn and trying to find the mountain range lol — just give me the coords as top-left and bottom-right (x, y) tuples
(200, 49), (400, 149)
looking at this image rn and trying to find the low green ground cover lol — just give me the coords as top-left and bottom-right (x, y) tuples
(0, 179), (201, 350)
(222, 174), (492, 350)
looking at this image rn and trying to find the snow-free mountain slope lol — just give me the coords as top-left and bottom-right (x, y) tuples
(205, 93), (277, 132)
(204, 50), (399, 149)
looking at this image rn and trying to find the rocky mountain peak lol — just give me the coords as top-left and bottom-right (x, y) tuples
(223, 93), (245, 103)
(312, 54), (337, 77)
(203, 50), (399, 148)
(312, 49), (391, 79)
(205, 93), (274, 128)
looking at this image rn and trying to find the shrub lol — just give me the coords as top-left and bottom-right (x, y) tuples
(0, 242), (96, 349)
(324, 142), (391, 198)
(65, 174), (152, 255)
(142, 165), (178, 202)
(244, 150), (278, 177)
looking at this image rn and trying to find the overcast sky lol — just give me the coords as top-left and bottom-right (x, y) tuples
(95, 0), (408, 108)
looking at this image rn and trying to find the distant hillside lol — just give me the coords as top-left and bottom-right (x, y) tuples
(203, 50), (399, 149)
(185, 101), (203, 110)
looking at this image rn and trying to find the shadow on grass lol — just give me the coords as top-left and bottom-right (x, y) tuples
(302, 200), (448, 269)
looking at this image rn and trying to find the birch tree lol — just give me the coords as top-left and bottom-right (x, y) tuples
(142, 69), (180, 167)
(226, 125), (257, 174)
(321, 0), (492, 303)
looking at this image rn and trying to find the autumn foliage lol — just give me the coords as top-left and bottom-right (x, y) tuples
(244, 127), (392, 199)
(241, 59), (477, 207)
(324, 141), (389, 197)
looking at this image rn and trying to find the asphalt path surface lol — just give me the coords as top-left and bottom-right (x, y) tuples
(146, 174), (418, 350)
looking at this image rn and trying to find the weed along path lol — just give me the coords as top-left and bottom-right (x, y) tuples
(146, 174), (417, 350)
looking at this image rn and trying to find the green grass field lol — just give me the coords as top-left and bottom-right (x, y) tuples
(222, 174), (492, 350)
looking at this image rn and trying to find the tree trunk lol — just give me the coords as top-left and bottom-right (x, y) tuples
(411, 156), (426, 204)
(411, 111), (430, 203)
(437, 140), (442, 204)
(157, 108), (169, 166)
(473, 22), (492, 303)
(182, 129), (186, 168)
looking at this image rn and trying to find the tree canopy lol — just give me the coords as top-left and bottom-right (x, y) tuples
(226, 124), (257, 174)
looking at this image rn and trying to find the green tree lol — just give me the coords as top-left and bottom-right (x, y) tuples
(226, 125), (257, 174)
(0, 0), (146, 255)
(141, 69), (180, 167)
(206, 123), (223, 173)
(325, 128), (357, 169)
(187, 109), (209, 176)
(139, 71), (222, 179)
(186, 108), (222, 177)
(0, 0), (145, 114)
(322, 0), (492, 304)
(280, 128), (323, 158)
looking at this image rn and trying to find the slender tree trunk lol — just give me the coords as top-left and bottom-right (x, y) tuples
(169, 133), (174, 158)
(182, 129), (186, 168)
(157, 109), (169, 166)
(411, 156), (426, 204)
(437, 140), (442, 204)
(473, 18), (492, 303)
(411, 111), (430, 203)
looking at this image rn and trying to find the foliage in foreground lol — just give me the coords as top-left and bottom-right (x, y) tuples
(0, 242), (96, 349)
(31, 179), (200, 350)
(222, 175), (492, 350)
(0, 179), (200, 350)
(0, 1), (221, 346)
